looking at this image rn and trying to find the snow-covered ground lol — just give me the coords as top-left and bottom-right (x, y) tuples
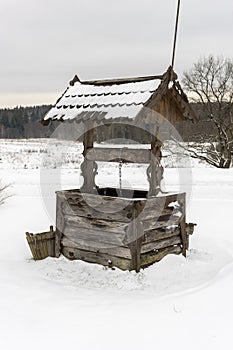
(0, 139), (233, 350)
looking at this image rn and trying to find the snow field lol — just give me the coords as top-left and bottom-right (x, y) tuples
(0, 139), (233, 349)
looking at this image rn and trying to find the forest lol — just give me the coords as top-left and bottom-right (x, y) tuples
(0, 104), (215, 142)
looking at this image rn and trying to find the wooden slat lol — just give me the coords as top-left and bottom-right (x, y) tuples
(140, 245), (182, 267)
(55, 195), (64, 257)
(64, 215), (127, 234)
(60, 191), (135, 223)
(63, 225), (125, 247)
(142, 214), (181, 231)
(179, 193), (187, 256)
(62, 247), (131, 271)
(26, 233), (37, 259)
(137, 203), (181, 221)
(143, 226), (181, 243)
(86, 147), (151, 163)
(136, 192), (185, 218)
(62, 236), (131, 259)
(63, 190), (135, 212)
(141, 235), (182, 254)
(80, 121), (96, 193)
(126, 218), (144, 272)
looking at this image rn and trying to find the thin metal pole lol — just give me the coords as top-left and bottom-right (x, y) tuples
(171, 0), (181, 69)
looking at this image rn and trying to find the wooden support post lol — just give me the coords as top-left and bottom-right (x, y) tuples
(80, 121), (98, 194)
(147, 136), (163, 197)
(126, 203), (144, 272)
(179, 193), (187, 257)
(55, 194), (65, 257)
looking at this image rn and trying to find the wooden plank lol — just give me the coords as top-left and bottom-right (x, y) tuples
(124, 202), (145, 272)
(143, 226), (181, 243)
(63, 190), (135, 212)
(148, 136), (163, 196)
(63, 225), (125, 247)
(64, 215), (127, 234)
(179, 193), (187, 256)
(62, 201), (133, 223)
(55, 194), (65, 257)
(62, 236), (131, 259)
(167, 192), (185, 205)
(136, 193), (185, 218)
(47, 226), (55, 257)
(86, 147), (151, 163)
(137, 203), (181, 221)
(80, 121), (96, 193)
(62, 246), (131, 271)
(126, 219), (144, 272)
(41, 232), (48, 258)
(60, 190), (185, 221)
(140, 245), (182, 267)
(142, 214), (181, 231)
(141, 235), (182, 254)
(81, 74), (164, 86)
(26, 232), (37, 259)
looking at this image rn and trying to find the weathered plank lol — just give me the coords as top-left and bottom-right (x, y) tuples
(136, 193), (185, 219)
(140, 245), (182, 267)
(62, 201), (133, 222)
(80, 121), (96, 193)
(63, 225), (125, 247)
(25, 227), (55, 260)
(137, 204), (181, 221)
(55, 195), (65, 257)
(64, 215), (127, 234)
(141, 235), (182, 254)
(62, 190), (135, 213)
(143, 226), (181, 243)
(142, 214), (181, 231)
(147, 136), (163, 196)
(62, 192), (184, 220)
(62, 236), (131, 259)
(62, 246), (131, 270)
(126, 218), (144, 272)
(47, 226), (55, 257)
(86, 147), (151, 163)
(179, 193), (187, 256)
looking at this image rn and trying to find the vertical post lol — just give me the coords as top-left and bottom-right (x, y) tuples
(80, 121), (97, 193)
(147, 136), (163, 197)
(179, 193), (187, 257)
(127, 203), (144, 272)
(55, 193), (65, 258)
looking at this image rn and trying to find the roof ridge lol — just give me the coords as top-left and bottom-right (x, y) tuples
(69, 74), (165, 87)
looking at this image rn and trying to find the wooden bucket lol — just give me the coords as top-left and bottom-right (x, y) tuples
(26, 226), (55, 260)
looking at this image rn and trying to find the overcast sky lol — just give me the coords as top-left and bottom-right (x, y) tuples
(1, 0), (233, 107)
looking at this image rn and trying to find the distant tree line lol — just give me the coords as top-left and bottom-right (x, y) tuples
(0, 105), (53, 138)
(0, 103), (225, 142)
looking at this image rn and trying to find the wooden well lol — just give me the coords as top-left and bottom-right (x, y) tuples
(55, 188), (194, 272)
(41, 66), (197, 271)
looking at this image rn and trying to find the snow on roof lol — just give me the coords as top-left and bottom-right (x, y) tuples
(43, 77), (162, 122)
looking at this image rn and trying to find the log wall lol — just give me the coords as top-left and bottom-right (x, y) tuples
(56, 189), (192, 271)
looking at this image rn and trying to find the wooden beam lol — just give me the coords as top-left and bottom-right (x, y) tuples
(147, 136), (163, 196)
(80, 121), (97, 193)
(86, 147), (151, 163)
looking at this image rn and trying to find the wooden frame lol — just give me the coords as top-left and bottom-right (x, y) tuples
(55, 190), (192, 272)
(80, 124), (163, 197)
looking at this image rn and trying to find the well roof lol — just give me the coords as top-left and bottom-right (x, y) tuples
(42, 66), (198, 124)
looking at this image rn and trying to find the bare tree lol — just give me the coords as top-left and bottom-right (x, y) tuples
(182, 55), (233, 168)
(0, 182), (11, 205)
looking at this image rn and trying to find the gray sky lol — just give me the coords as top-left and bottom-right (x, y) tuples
(1, 0), (233, 107)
